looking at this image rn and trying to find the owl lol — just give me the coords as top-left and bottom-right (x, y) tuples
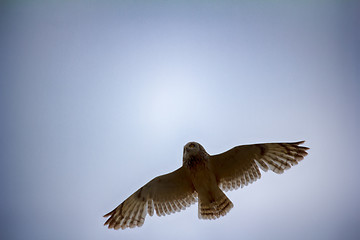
(104, 141), (309, 229)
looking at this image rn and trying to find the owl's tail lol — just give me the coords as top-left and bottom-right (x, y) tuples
(198, 188), (233, 220)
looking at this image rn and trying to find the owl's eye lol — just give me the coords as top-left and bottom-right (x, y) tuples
(189, 143), (195, 148)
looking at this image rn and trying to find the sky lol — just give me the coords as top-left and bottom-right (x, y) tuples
(1, 1), (360, 240)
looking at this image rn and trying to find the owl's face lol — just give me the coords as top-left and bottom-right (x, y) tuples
(183, 142), (200, 157)
(183, 142), (209, 167)
(183, 141), (208, 159)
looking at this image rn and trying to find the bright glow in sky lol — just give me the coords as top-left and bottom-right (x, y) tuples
(1, 1), (360, 240)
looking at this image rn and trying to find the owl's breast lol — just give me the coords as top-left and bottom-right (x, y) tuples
(184, 156), (206, 170)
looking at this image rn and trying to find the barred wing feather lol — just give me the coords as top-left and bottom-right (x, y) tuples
(104, 167), (196, 229)
(209, 141), (309, 191)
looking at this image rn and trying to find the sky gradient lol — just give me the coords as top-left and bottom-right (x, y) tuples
(1, 1), (360, 240)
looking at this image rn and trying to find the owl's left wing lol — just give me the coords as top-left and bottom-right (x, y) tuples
(104, 166), (197, 230)
(209, 141), (309, 191)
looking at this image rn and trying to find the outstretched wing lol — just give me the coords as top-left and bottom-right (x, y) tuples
(104, 166), (197, 230)
(209, 141), (309, 191)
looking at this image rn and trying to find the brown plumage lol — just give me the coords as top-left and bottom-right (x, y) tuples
(104, 141), (309, 229)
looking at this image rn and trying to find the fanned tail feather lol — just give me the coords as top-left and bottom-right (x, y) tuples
(198, 191), (233, 220)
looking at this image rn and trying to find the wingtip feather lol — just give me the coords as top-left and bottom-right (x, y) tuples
(103, 209), (114, 218)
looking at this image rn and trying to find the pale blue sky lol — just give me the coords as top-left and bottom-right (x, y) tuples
(1, 1), (360, 240)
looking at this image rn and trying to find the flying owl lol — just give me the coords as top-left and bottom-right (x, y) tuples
(104, 141), (309, 230)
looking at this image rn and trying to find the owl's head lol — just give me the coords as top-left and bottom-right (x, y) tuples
(183, 142), (208, 165)
(184, 141), (200, 155)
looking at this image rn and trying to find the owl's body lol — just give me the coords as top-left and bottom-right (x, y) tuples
(104, 141), (309, 229)
(183, 142), (233, 219)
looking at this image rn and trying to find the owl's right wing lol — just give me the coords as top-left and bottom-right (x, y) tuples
(104, 166), (197, 230)
(209, 141), (309, 191)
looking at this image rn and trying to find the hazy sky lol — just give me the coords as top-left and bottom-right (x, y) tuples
(1, 1), (360, 240)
